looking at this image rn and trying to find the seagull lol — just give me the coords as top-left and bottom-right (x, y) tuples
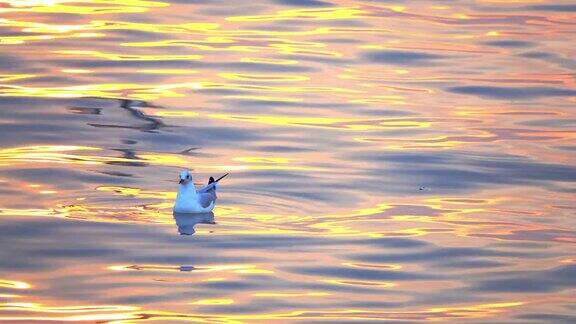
(173, 170), (228, 213)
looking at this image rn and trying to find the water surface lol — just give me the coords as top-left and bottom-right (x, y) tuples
(0, 0), (575, 322)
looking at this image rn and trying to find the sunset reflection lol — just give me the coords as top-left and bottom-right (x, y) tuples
(1, 0), (575, 322)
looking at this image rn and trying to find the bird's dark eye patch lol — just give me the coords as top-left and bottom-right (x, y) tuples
(187, 175), (190, 179)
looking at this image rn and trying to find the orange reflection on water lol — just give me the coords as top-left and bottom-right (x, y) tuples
(0, 0), (575, 322)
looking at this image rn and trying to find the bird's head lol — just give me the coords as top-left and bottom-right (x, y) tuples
(179, 170), (192, 184)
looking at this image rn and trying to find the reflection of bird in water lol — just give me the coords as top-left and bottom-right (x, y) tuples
(173, 170), (228, 213)
(117, 98), (164, 132)
(74, 96), (165, 132)
(173, 212), (215, 235)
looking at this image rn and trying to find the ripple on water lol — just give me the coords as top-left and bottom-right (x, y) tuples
(1, 0), (576, 322)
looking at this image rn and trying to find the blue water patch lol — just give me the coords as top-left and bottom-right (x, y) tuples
(448, 86), (576, 99)
(483, 40), (536, 48)
(526, 4), (576, 12)
(363, 50), (448, 66)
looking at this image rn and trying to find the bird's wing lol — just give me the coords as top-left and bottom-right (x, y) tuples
(197, 192), (217, 208)
(197, 182), (217, 193)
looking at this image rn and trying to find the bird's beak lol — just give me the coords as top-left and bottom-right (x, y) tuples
(179, 179), (184, 184)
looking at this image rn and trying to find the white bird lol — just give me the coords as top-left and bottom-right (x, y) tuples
(173, 170), (226, 213)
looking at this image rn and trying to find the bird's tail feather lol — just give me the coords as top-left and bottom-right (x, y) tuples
(207, 177), (216, 192)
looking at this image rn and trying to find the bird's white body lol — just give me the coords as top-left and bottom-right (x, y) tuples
(174, 182), (214, 213)
(173, 170), (218, 213)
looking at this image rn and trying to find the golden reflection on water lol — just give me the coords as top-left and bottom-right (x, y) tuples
(1, 301), (524, 322)
(1, 0), (575, 322)
(154, 110), (430, 131)
(1, 0), (168, 15)
(0, 279), (31, 290)
(226, 7), (367, 22)
(54, 50), (204, 61)
(0, 303), (140, 322)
